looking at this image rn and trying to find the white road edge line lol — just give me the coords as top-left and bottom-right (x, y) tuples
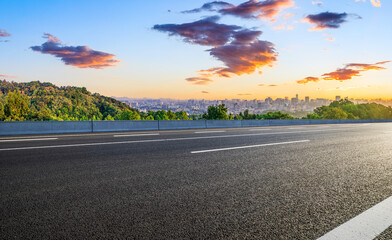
(191, 140), (310, 154)
(0, 138), (58, 143)
(317, 196), (392, 240)
(0, 132), (159, 140)
(113, 133), (160, 137)
(194, 131), (226, 134)
(0, 129), (326, 151)
(248, 128), (272, 131)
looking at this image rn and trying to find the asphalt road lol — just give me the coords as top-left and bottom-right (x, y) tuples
(1, 123), (392, 239)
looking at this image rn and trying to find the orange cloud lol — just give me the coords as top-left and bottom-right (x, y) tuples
(284, 13), (295, 19)
(322, 68), (362, 81)
(345, 61), (390, 70)
(370, 0), (381, 7)
(297, 77), (320, 84)
(326, 37), (335, 41)
(356, 0), (381, 7)
(31, 33), (119, 69)
(204, 40), (278, 78)
(183, 0), (294, 21)
(322, 61), (390, 81)
(297, 61), (390, 83)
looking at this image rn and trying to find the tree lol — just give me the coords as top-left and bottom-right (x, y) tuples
(116, 110), (141, 120)
(202, 104), (229, 120)
(4, 90), (30, 121)
(262, 111), (294, 120)
(175, 111), (189, 120)
(320, 107), (348, 119)
(144, 115), (154, 121)
(304, 113), (321, 119)
(0, 102), (4, 120)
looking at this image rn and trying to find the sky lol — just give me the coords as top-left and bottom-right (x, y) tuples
(0, 0), (391, 100)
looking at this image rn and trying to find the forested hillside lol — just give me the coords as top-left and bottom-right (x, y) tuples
(0, 80), (136, 121)
(1, 80), (391, 121)
(305, 99), (392, 119)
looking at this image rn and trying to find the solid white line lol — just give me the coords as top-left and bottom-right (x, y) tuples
(191, 140), (310, 154)
(0, 132), (159, 140)
(194, 130), (226, 134)
(0, 138), (58, 143)
(318, 196), (392, 240)
(0, 129), (326, 152)
(113, 133), (159, 137)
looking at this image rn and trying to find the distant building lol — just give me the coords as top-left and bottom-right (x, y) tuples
(305, 96), (310, 103)
(335, 96), (341, 101)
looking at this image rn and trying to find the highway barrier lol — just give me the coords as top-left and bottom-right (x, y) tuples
(1, 119), (391, 136)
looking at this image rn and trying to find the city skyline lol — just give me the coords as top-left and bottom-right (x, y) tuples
(0, 0), (391, 100)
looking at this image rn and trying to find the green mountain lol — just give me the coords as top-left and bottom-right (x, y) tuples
(0, 80), (137, 121)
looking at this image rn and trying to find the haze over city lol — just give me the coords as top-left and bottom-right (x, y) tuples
(0, 0), (391, 100)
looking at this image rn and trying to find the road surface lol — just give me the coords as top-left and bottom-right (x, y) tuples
(1, 123), (392, 239)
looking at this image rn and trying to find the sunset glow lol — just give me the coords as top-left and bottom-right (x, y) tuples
(0, 0), (391, 100)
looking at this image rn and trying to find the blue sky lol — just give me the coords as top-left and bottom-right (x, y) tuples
(0, 0), (391, 99)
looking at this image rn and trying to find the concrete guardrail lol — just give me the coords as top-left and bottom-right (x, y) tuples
(0, 119), (391, 136)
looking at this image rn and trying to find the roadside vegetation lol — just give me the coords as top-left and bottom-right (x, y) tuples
(1, 80), (391, 121)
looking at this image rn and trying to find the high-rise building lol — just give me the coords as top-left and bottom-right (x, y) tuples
(305, 96), (310, 103)
(336, 96), (341, 101)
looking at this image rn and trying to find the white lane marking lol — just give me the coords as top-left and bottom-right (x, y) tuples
(248, 128), (272, 131)
(194, 130), (226, 134)
(0, 138), (58, 143)
(318, 196), (392, 240)
(288, 127), (305, 130)
(0, 129), (327, 152)
(191, 140), (310, 154)
(113, 133), (159, 137)
(0, 132), (159, 140)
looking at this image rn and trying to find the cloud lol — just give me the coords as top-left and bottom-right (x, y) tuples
(205, 40), (277, 78)
(370, 0), (381, 7)
(322, 61), (390, 81)
(201, 91), (209, 94)
(258, 84), (265, 86)
(284, 13), (295, 19)
(183, 0), (294, 21)
(273, 23), (293, 30)
(303, 12), (360, 31)
(153, 16), (245, 46)
(238, 93), (252, 96)
(296, 61), (390, 83)
(322, 68), (362, 81)
(268, 84), (278, 87)
(0, 29), (10, 37)
(154, 16), (278, 84)
(0, 74), (17, 79)
(356, 0), (381, 7)
(345, 61), (390, 70)
(186, 77), (213, 85)
(312, 1), (323, 6)
(297, 76), (320, 84)
(30, 33), (119, 69)
(182, 1), (235, 13)
(326, 37), (335, 41)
